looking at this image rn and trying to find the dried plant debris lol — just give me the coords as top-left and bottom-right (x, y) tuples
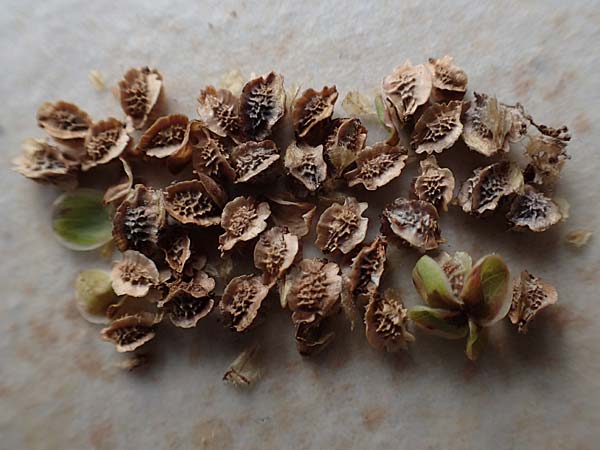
(89, 70), (105, 91)
(365, 289), (415, 352)
(114, 354), (150, 372)
(345, 143), (408, 190)
(106, 294), (160, 321)
(119, 67), (163, 130)
(164, 176), (227, 227)
(292, 86), (338, 138)
(101, 312), (162, 352)
(324, 118), (368, 177)
(412, 156), (455, 211)
(230, 140), (280, 184)
(196, 86), (240, 140)
(341, 91), (375, 116)
(158, 227), (191, 273)
(382, 198), (443, 251)
(135, 114), (190, 158)
(111, 250), (159, 297)
(315, 197), (368, 254)
(220, 275), (270, 332)
(509, 271), (558, 334)
(239, 72), (285, 141)
(565, 229), (592, 248)
(81, 118), (131, 171)
(266, 194), (317, 237)
(13, 138), (79, 189)
(348, 235), (387, 305)
(524, 135), (570, 186)
(457, 161), (524, 216)
(506, 185), (562, 232)
(223, 345), (261, 387)
(104, 158), (134, 205)
(426, 56), (468, 101)
(254, 227), (299, 286)
(188, 123), (235, 181)
(164, 254), (216, 301)
(411, 101), (464, 154)
(159, 291), (215, 328)
(218, 197), (271, 253)
(37, 101), (92, 140)
(284, 142), (328, 192)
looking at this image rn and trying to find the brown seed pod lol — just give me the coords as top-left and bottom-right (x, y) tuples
(158, 227), (191, 273)
(103, 157), (134, 205)
(188, 122), (236, 181)
(81, 118), (131, 171)
(135, 114), (190, 158)
(365, 289), (415, 352)
(219, 196), (271, 253)
(239, 72), (285, 141)
(410, 101), (464, 154)
(100, 312), (163, 352)
(426, 56), (468, 101)
(164, 254), (216, 301)
(230, 140), (280, 184)
(284, 142), (327, 192)
(292, 86), (338, 138)
(254, 227), (299, 287)
(118, 67), (163, 130)
(13, 138), (79, 189)
(412, 155), (455, 211)
(315, 197), (369, 254)
(294, 320), (336, 356)
(509, 271), (558, 334)
(524, 135), (570, 186)
(266, 193), (317, 238)
(345, 143), (408, 190)
(196, 86), (241, 140)
(164, 175), (227, 227)
(111, 250), (160, 297)
(37, 101), (92, 140)
(506, 185), (562, 232)
(220, 275), (270, 332)
(113, 184), (167, 254)
(457, 161), (524, 216)
(381, 198), (443, 251)
(348, 235), (387, 305)
(159, 291), (215, 328)
(462, 92), (513, 157)
(324, 117), (368, 178)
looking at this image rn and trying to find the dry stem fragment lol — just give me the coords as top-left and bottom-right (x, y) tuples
(345, 143), (408, 190)
(381, 198), (443, 251)
(412, 156), (455, 211)
(118, 67), (163, 130)
(219, 197), (271, 253)
(239, 72), (285, 141)
(111, 250), (160, 297)
(89, 70), (105, 91)
(411, 101), (464, 154)
(37, 101), (92, 140)
(509, 271), (558, 334)
(315, 197), (369, 254)
(220, 275), (270, 332)
(292, 86), (338, 138)
(164, 176), (227, 227)
(81, 118), (131, 171)
(223, 345), (261, 387)
(365, 289), (415, 352)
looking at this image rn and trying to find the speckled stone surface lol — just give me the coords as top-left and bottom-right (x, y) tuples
(1, 1), (599, 449)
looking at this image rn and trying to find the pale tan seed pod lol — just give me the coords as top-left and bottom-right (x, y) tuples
(37, 101), (92, 140)
(196, 85), (241, 140)
(220, 275), (270, 332)
(348, 235), (387, 305)
(292, 86), (338, 138)
(157, 227), (191, 273)
(381, 198), (443, 252)
(266, 193), (317, 238)
(365, 289), (415, 352)
(158, 292), (214, 328)
(253, 227), (299, 287)
(506, 185), (562, 232)
(164, 175), (227, 227)
(239, 72), (285, 141)
(81, 118), (131, 171)
(410, 101), (465, 154)
(284, 142), (328, 192)
(218, 196), (271, 253)
(103, 157), (134, 205)
(524, 135), (570, 186)
(230, 140), (280, 184)
(135, 114), (190, 158)
(111, 250), (160, 297)
(509, 271), (558, 334)
(323, 117), (368, 178)
(426, 56), (468, 102)
(345, 143), (408, 191)
(462, 92), (513, 157)
(118, 67), (163, 130)
(315, 197), (369, 255)
(412, 156), (455, 211)
(100, 312), (163, 352)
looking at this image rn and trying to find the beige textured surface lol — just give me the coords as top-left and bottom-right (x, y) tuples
(1, 1), (599, 449)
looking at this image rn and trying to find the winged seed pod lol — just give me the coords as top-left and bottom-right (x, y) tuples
(187, 122), (236, 181)
(426, 56), (468, 102)
(118, 67), (163, 130)
(135, 114), (190, 158)
(506, 185), (562, 232)
(103, 158), (134, 205)
(101, 312), (163, 352)
(159, 292), (215, 328)
(381, 198), (443, 251)
(292, 86), (338, 138)
(524, 135), (570, 186)
(412, 156), (455, 211)
(163, 176), (227, 227)
(239, 72), (285, 141)
(253, 227), (299, 287)
(230, 140), (280, 184)
(157, 227), (191, 273)
(266, 193), (317, 237)
(81, 118), (131, 171)
(365, 289), (415, 352)
(410, 101), (465, 154)
(111, 250), (160, 297)
(348, 235), (387, 306)
(218, 197), (271, 253)
(196, 85), (241, 141)
(220, 275), (270, 332)
(509, 271), (558, 334)
(284, 142), (328, 192)
(163, 254), (216, 301)
(315, 197), (368, 254)
(37, 101), (92, 140)
(323, 117), (368, 178)
(345, 143), (408, 190)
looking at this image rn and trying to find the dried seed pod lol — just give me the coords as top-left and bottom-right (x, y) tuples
(410, 101), (464, 154)
(341, 91), (375, 116)
(230, 140), (280, 184)
(158, 227), (191, 273)
(13, 138), (79, 189)
(365, 289), (415, 352)
(292, 86), (338, 138)
(348, 235), (387, 304)
(239, 72), (285, 141)
(524, 135), (570, 186)
(164, 175), (227, 227)
(382, 198), (443, 251)
(188, 122), (236, 181)
(37, 101), (92, 140)
(266, 193), (317, 237)
(381, 60), (432, 129)
(412, 155), (455, 211)
(294, 321), (336, 356)
(315, 197), (369, 254)
(103, 157), (134, 205)
(457, 161), (524, 216)
(196, 86), (241, 140)
(159, 291), (214, 328)
(164, 254), (216, 301)
(106, 294), (161, 321)
(462, 92), (513, 156)
(135, 114), (190, 158)
(81, 118), (131, 171)
(345, 143), (408, 190)
(253, 227), (299, 286)
(113, 184), (167, 254)
(118, 67), (163, 130)
(219, 197), (271, 253)
(506, 185), (562, 232)
(509, 271), (558, 334)
(220, 275), (270, 332)
(284, 142), (328, 192)
(111, 250), (160, 297)
(101, 312), (162, 352)
(426, 56), (468, 101)
(324, 117), (368, 178)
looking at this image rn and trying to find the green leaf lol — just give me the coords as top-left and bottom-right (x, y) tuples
(412, 255), (462, 309)
(52, 188), (113, 251)
(408, 305), (468, 339)
(465, 318), (486, 361)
